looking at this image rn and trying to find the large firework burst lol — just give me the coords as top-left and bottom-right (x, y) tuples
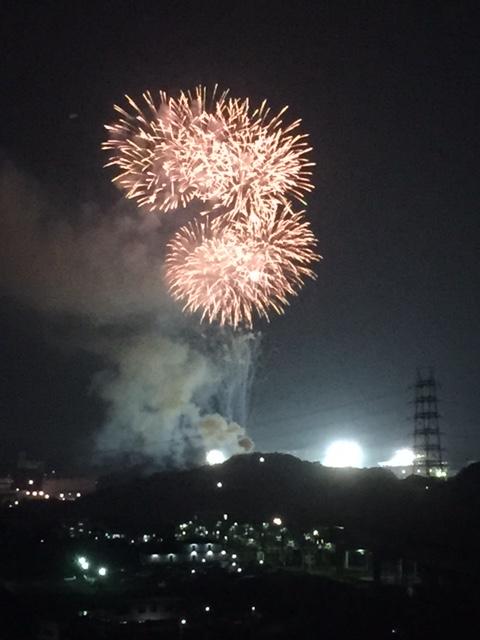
(165, 206), (320, 329)
(103, 87), (314, 217)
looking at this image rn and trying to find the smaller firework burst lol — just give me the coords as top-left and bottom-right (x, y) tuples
(165, 206), (320, 329)
(183, 98), (315, 217)
(102, 87), (228, 212)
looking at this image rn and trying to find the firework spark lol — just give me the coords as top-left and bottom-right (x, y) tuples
(103, 87), (314, 217)
(165, 206), (320, 329)
(102, 87), (224, 212)
(182, 98), (315, 216)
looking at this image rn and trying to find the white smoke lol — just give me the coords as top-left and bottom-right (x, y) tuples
(0, 160), (257, 467)
(198, 414), (253, 455)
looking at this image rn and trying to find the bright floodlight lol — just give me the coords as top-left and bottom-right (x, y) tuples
(379, 448), (415, 467)
(323, 440), (363, 468)
(206, 449), (226, 465)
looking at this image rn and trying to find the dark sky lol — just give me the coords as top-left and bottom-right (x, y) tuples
(1, 1), (479, 471)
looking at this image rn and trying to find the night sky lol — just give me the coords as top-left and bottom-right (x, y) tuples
(1, 2), (479, 471)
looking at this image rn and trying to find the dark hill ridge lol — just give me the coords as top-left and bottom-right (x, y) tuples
(4, 455), (480, 581)
(78, 453), (402, 531)
(67, 456), (450, 538)
(69, 454), (480, 579)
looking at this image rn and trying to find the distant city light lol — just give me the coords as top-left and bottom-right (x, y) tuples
(216, 481), (223, 488)
(180, 618), (187, 625)
(206, 449), (226, 465)
(205, 605), (211, 612)
(223, 513), (228, 520)
(259, 456), (265, 463)
(272, 517), (282, 526)
(379, 448), (415, 467)
(98, 567), (107, 576)
(323, 440), (363, 468)
(28, 480), (34, 486)
(77, 557), (89, 571)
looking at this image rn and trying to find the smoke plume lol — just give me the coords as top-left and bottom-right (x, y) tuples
(0, 160), (256, 467)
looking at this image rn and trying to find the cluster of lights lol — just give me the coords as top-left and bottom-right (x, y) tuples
(58, 491), (82, 500)
(67, 514), (337, 581)
(23, 490), (50, 500)
(76, 556), (108, 577)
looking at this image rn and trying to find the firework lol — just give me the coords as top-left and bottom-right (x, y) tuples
(103, 87), (314, 217)
(182, 97), (315, 216)
(104, 86), (319, 329)
(165, 206), (320, 329)
(102, 87), (226, 212)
